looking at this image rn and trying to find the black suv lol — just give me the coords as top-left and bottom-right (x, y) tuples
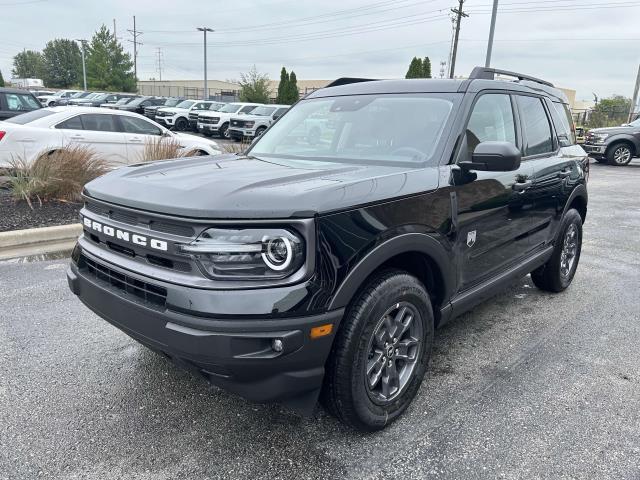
(583, 117), (640, 165)
(0, 88), (41, 120)
(67, 67), (588, 431)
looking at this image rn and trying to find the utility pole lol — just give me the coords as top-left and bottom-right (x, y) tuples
(156, 47), (163, 82)
(127, 15), (143, 82)
(629, 64), (640, 123)
(197, 27), (214, 100)
(449, 0), (468, 79)
(485, 0), (499, 67)
(76, 39), (87, 90)
(113, 18), (117, 40)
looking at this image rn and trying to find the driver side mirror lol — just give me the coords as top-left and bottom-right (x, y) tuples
(460, 141), (521, 172)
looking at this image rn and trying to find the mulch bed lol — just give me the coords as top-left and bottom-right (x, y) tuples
(0, 188), (82, 233)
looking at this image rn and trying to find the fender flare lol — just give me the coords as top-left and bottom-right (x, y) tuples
(327, 233), (455, 311)
(605, 134), (640, 154)
(562, 183), (588, 221)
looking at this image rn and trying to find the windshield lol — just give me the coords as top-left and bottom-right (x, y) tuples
(164, 98), (181, 107)
(218, 103), (242, 113)
(176, 100), (195, 109)
(6, 109), (55, 124)
(249, 94), (457, 165)
(115, 98), (132, 105)
(250, 106), (277, 116)
(127, 97), (148, 106)
(209, 102), (225, 111)
(70, 92), (87, 98)
(92, 94), (109, 101)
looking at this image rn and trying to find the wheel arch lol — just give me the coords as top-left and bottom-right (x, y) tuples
(605, 135), (638, 156)
(327, 233), (455, 325)
(563, 183), (588, 224)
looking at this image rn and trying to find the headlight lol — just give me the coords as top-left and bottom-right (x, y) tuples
(180, 227), (305, 280)
(245, 121), (255, 128)
(592, 133), (609, 143)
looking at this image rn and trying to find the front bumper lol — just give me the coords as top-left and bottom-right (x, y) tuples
(197, 122), (220, 134)
(67, 247), (342, 412)
(229, 127), (255, 140)
(583, 143), (607, 156)
(156, 116), (175, 126)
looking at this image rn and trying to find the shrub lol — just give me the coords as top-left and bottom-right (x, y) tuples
(7, 146), (108, 208)
(140, 137), (184, 162)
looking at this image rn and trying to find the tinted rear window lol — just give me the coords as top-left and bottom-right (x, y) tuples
(5, 109), (55, 124)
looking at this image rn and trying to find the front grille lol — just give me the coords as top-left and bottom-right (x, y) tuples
(231, 120), (245, 128)
(81, 255), (167, 309)
(189, 112), (199, 120)
(199, 116), (219, 124)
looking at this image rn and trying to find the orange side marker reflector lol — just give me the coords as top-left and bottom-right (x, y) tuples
(310, 324), (333, 339)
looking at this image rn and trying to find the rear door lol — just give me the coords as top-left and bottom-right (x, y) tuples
(452, 92), (537, 290)
(58, 113), (128, 166)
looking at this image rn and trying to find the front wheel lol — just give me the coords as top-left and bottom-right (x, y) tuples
(607, 143), (633, 166)
(531, 208), (583, 292)
(322, 270), (434, 431)
(174, 117), (189, 131)
(219, 123), (230, 139)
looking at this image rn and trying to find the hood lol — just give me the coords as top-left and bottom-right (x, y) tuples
(588, 125), (638, 135)
(157, 107), (186, 114)
(234, 114), (269, 122)
(83, 154), (438, 219)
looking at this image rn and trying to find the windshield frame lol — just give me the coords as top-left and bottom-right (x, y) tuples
(247, 92), (461, 167)
(175, 100), (196, 109)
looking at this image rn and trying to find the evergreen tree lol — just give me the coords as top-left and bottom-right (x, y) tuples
(86, 25), (136, 92)
(405, 57), (422, 79)
(287, 70), (299, 104)
(42, 39), (82, 88)
(276, 67), (289, 104)
(0, 70), (4, 87)
(422, 56), (432, 78)
(12, 50), (44, 78)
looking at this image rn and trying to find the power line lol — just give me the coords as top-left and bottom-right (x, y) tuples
(127, 15), (143, 81)
(449, 0), (468, 78)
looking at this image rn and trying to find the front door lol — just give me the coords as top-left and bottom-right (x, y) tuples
(64, 113), (128, 166)
(451, 92), (537, 291)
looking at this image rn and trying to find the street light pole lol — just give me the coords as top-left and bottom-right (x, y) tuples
(197, 27), (214, 100)
(485, 0), (499, 67)
(76, 39), (87, 90)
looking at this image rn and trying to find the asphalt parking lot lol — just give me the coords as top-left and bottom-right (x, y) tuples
(2, 159), (640, 480)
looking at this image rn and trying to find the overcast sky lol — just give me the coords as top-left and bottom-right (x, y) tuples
(1, 0), (639, 101)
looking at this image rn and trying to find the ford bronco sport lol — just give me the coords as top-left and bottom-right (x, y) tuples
(67, 67), (589, 431)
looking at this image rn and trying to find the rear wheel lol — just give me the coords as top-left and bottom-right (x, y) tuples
(322, 270), (434, 431)
(256, 126), (267, 137)
(607, 143), (634, 166)
(531, 208), (582, 292)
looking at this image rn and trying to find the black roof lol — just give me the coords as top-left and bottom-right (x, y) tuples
(0, 87), (38, 95)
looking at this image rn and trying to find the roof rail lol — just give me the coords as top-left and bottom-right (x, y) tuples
(325, 77), (379, 88)
(469, 67), (554, 88)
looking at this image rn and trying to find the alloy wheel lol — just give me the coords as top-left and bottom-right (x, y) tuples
(365, 302), (423, 403)
(613, 146), (632, 165)
(560, 223), (578, 278)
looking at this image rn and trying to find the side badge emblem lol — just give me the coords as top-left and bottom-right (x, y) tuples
(467, 230), (476, 247)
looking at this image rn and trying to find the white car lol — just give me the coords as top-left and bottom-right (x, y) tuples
(154, 100), (217, 131)
(0, 107), (221, 168)
(37, 90), (83, 107)
(197, 102), (263, 139)
(228, 104), (289, 141)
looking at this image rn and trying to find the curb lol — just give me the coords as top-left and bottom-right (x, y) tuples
(0, 223), (82, 260)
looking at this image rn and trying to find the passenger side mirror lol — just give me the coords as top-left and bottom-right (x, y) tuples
(557, 133), (572, 148)
(460, 141), (521, 172)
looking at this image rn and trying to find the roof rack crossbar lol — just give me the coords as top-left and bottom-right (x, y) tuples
(469, 67), (554, 88)
(325, 77), (379, 88)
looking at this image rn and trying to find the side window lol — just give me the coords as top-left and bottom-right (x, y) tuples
(5, 93), (27, 111)
(119, 115), (162, 135)
(240, 105), (256, 113)
(274, 108), (288, 119)
(549, 101), (576, 146)
(466, 94), (516, 156)
(78, 114), (118, 132)
(193, 102), (207, 110)
(516, 96), (554, 156)
(56, 115), (84, 130)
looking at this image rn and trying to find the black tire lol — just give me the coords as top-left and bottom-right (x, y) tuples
(531, 209), (582, 292)
(256, 126), (267, 137)
(174, 117), (189, 131)
(219, 123), (229, 139)
(594, 157), (607, 164)
(202, 131), (213, 137)
(606, 142), (634, 166)
(322, 270), (434, 431)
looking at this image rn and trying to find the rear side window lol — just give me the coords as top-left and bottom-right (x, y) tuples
(78, 114), (118, 132)
(516, 96), (553, 156)
(240, 105), (257, 113)
(56, 115), (83, 130)
(4, 93), (40, 111)
(466, 94), (516, 156)
(549, 101), (576, 145)
(119, 115), (162, 135)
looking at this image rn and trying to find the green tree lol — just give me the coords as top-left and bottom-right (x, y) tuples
(405, 57), (422, 79)
(287, 70), (299, 104)
(422, 56), (432, 78)
(238, 65), (270, 103)
(41, 39), (82, 88)
(12, 50), (44, 78)
(588, 95), (632, 128)
(276, 67), (289, 104)
(86, 25), (136, 92)
(0, 70), (4, 87)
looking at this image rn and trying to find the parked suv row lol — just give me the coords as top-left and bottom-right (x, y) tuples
(228, 104), (289, 141)
(197, 102), (263, 138)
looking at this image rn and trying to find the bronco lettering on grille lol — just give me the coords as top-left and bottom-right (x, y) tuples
(83, 217), (168, 252)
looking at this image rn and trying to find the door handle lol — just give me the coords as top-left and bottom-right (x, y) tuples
(129, 137), (143, 143)
(70, 134), (85, 140)
(512, 180), (533, 192)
